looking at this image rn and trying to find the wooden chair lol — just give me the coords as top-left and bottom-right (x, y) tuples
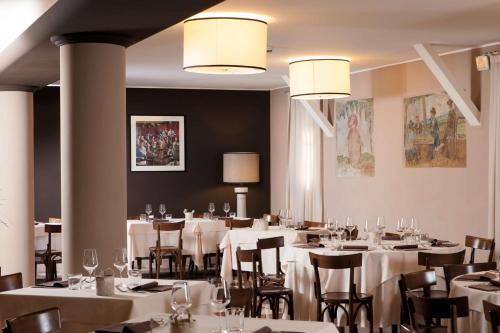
(257, 236), (285, 287)
(228, 287), (253, 317)
(407, 292), (469, 333)
(235, 247), (294, 319)
(149, 220), (185, 279)
(417, 250), (466, 269)
(226, 218), (253, 230)
(399, 270), (448, 331)
(483, 300), (500, 333)
(4, 307), (61, 333)
(304, 220), (325, 228)
(443, 262), (497, 293)
(35, 224), (62, 282)
(465, 235), (495, 263)
(309, 252), (373, 333)
(0, 273), (23, 292)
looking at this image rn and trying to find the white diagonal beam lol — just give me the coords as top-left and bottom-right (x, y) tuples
(414, 43), (481, 126)
(281, 75), (335, 137)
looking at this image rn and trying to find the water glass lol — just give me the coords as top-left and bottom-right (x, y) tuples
(171, 281), (192, 318)
(159, 203), (166, 220)
(165, 214), (172, 221)
(229, 212), (236, 218)
(145, 203), (153, 221)
(210, 278), (231, 332)
(139, 213), (147, 222)
(208, 202), (216, 219)
(225, 307), (244, 332)
(66, 273), (82, 290)
(224, 202), (230, 217)
(113, 248), (128, 288)
(82, 249), (98, 289)
(128, 269), (142, 288)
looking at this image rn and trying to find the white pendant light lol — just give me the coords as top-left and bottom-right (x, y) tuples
(289, 57), (351, 99)
(183, 14), (268, 75)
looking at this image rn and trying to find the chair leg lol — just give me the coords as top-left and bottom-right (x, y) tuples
(169, 257), (173, 274)
(137, 258), (142, 270)
(149, 253), (153, 278)
(156, 253), (161, 279)
(288, 294), (294, 320)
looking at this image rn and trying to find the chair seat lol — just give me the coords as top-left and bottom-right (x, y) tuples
(257, 285), (293, 296)
(149, 246), (180, 254)
(260, 274), (285, 286)
(321, 291), (373, 303)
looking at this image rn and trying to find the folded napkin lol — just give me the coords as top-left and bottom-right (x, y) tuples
(341, 245), (368, 250)
(293, 243), (323, 249)
(393, 244), (418, 250)
(131, 282), (172, 292)
(95, 321), (158, 333)
(430, 239), (459, 247)
(469, 283), (500, 292)
(35, 280), (68, 288)
(455, 274), (490, 282)
(253, 326), (272, 333)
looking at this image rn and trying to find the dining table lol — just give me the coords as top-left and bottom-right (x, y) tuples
(449, 271), (500, 333)
(0, 279), (210, 333)
(92, 313), (339, 333)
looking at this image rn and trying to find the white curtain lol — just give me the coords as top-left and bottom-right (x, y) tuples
(489, 54), (500, 241)
(286, 98), (323, 224)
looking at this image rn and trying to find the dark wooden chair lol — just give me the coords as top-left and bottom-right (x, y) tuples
(417, 250), (466, 269)
(483, 300), (500, 333)
(309, 252), (373, 333)
(4, 307), (61, 333)
(235, 247), (294, 319)
(465, 235), (495, 263)
(443, 261), (497, 293)
(149, 220), (185, 279)
(304, 220), (325, 228)
(35, 224), (62, 282)
(0, 272), (23, 292)
(228, 287), (253, 317)
(226, 218), (253, 230)
(399, 269), (448, 331)
(407, 292), (469, 333)
(257, 236), (286, 287)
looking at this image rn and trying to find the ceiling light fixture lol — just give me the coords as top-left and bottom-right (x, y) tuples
(183, 13), (268, 75)
(289, 57), (351, 100)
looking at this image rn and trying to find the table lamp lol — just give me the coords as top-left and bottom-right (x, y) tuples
(223, 152), (260, 218)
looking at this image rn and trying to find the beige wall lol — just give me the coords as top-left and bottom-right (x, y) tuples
(271, 51), (490, 244)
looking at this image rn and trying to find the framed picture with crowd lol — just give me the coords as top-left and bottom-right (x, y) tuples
(130, 115), (185, 171)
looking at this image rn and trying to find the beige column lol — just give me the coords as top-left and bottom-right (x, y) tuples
(52, 34), (130, 274)
(0, 88), (35, 285)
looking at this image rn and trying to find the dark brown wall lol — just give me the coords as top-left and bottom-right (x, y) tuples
(34, 87), (270, 221)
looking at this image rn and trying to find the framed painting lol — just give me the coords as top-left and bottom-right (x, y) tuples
(404, 92), (466, 168)
(130, 115), (185, 171)
(335, 98), (375, 177)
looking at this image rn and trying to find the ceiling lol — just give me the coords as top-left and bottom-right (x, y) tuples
(126, 0), (500, 90)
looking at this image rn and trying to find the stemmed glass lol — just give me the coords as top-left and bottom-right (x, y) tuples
(278, 209), (287, 229)
(113, 248), (128, 290)
(223, 203), (230, 217)
(159, 203), (166, 220)
(335, 220), (345, 245)
(208, 203), (216, 219)
(326, 218), (336, 239)
(376, 216), (386, 233)
(362, 219), (370, 240)
(171, 281), (192, 320)
(210, 278), (231, 332)
(145, 203), (153, 222)
(345, 216), (355, 241)
(82, 249), (98, 289)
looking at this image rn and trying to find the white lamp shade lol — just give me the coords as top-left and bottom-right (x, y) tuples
(223, 152), (260, 183)
(183, 16), (267, 75)
(289, 58), (351, 99)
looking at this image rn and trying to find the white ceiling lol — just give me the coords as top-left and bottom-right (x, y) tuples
(126, 0), (500, 91)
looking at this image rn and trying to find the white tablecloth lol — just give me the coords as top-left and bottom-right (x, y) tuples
(0, 279), (210, 333)
(283, 241), (464, 327)
(127, 219), (227, 268)
(449, 274), (499, 333)
(100, 314), (338, 333)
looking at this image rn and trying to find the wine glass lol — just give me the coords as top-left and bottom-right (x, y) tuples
(210, 278), (230, 332)
(362, 219), (370, 240)
(171, 281), (192, 319)
(145, 203), (153, 222)
(285, 209), (293, 228)
(335, 219), (345, 244)
(223, 202), (230, 217)
(82, 249), (98, 289)
(345, 216), (355, 241)
(326, 218), (336, 239)
(113, 248), (128, 290)
(159, 203), (166, 220)
(278, 209), (286, 229)
(208, 202), (216, 219)
(376, 216), (386, 232)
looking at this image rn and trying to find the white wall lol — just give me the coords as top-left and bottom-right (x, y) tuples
(271, 50), (491, 244)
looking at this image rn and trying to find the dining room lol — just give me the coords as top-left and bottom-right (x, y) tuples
(1, 0), (500, 332)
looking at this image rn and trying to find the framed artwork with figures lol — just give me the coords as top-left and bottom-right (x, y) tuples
(130, 115), (185, 171)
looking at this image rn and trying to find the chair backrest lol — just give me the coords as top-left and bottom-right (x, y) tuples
(401, 269), (437, 295)
(465, 235), (495, 263)
(484, 300), (500, 333)
(407, 293), (469, 333)
(228, 287), (253, 317)
(304, 220), (324, 228)
(0, 272), (23, 292)
(417, 250), (465, 269)
(257, 236), (285, 277)
(153, 220), (185, 250)
(235, 247), (262, 290)
(5, 307), (61, 333)
(443, 262), (497, 293)
(228, 219), (253, 230)
(44, 224), (62, 256)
